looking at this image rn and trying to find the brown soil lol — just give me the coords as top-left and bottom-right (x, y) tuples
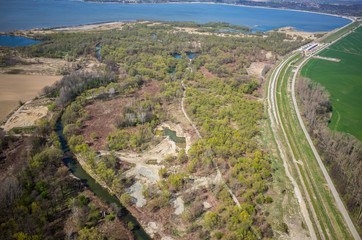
(272, 27), (326, 41)
(81, 80), (161, 151)
(0, 74), (60, 122)
(0, 57), (69, 76)
(128, 204), (176, 240)
(0, 137), (28, 183)
(199, 66), (215, 80)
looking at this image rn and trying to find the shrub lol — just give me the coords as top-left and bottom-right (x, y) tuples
(159, 168), (167, 178)
(265, 196), (273, 203)
(120, 193), (132, 206)
(204, 212), (219, 230)
(127, 222), (134, 230)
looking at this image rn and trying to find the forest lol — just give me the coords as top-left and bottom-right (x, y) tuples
(0, 21), (310, 239)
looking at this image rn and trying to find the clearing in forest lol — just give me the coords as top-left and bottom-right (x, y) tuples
(301, 26), (362, 140)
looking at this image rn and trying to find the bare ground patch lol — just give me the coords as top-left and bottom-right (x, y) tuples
(0, 137), (28, 183)
(272, 27), (326, 41)
(81, 80), (161, 151)
(2, 97), (53, 131)
(199, 66), (215, 80)
(0, 74), (60, 122)
(247, 61), (269, 79)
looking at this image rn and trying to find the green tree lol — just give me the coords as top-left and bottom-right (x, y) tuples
(78, 227), (103, 240)
(204, 212), (219, 230)
(120, 193), (132, 206)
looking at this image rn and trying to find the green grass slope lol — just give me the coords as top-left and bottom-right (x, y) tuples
(301, 26), (362, 140)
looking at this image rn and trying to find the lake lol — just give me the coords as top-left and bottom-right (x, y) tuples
(0, 0), (350, 32)
(0, 35), (41, 46)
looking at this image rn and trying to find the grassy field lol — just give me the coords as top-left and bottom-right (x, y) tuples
(301, 26), (362, 140)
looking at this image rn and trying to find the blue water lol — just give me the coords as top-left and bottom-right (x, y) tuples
(174, 53), (195, 59)
(0, 0), (350, 32)
(0, 35), (41, 46)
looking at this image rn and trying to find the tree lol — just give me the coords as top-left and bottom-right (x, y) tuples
(78, 227), (103, 240)
(120, 193), (132, 206)
(204, 212), (219, 230)
(159, 168), (167, 178)
(127, 222), (134, 230)
(90, 132), (97, 141)
(177, 149), (188, 164)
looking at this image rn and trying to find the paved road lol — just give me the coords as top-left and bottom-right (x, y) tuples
(267, 52), (318, 240)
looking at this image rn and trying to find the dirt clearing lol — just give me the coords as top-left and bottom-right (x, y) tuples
(2, 98), (53, 131)
(0, 74), (60, 122)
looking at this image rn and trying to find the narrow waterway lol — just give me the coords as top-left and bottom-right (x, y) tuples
(55, 117), (151, 240)
(96, 43), (102, 62)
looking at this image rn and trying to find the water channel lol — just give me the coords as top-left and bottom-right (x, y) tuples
(55, 118), (151, 240)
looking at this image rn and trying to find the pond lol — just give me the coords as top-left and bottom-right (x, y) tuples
(163, 127), (186, 148)
(174, 53), (196, 60)
(96, 43), (102, 61)
(0, 35), (41, 46)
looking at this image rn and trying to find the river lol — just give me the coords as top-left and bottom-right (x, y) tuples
(56, 118), (151, 240)
(0, 0), (350, 32)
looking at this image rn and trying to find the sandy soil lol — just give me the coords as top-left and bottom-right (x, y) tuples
(2, 98), (53, 131)
(199, 66), (215, 80)
(0, 74), (60, 122)
(54, 22), (124, 31)
(247, 61), (269, 79)
(273, 27), (326, 41)
(174, 27), (246, 37)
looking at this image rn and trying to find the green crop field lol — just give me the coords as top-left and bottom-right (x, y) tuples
(301, 26), (362, 140)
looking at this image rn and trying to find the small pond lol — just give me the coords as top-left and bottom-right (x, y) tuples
(174, 52), (196, 60)
(96, 43), (102, 61)
(0, 35), (41, 46)
(163, 128), (186, 148)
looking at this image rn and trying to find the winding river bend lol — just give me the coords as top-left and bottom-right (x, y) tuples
(55, 117), (151, 240)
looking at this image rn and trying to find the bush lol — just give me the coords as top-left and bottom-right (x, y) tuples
(120, 193), (132, 206)
(177, 149), (188, 164)
(279, 222), (289, 233)
(127, 222), (134, 230)
(265, 196), (273, 203)
(214, 231), (224, 239)
(204, 212), (219, 230)
(105, 213), (115, 222)
(159, 168), (167, 178)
